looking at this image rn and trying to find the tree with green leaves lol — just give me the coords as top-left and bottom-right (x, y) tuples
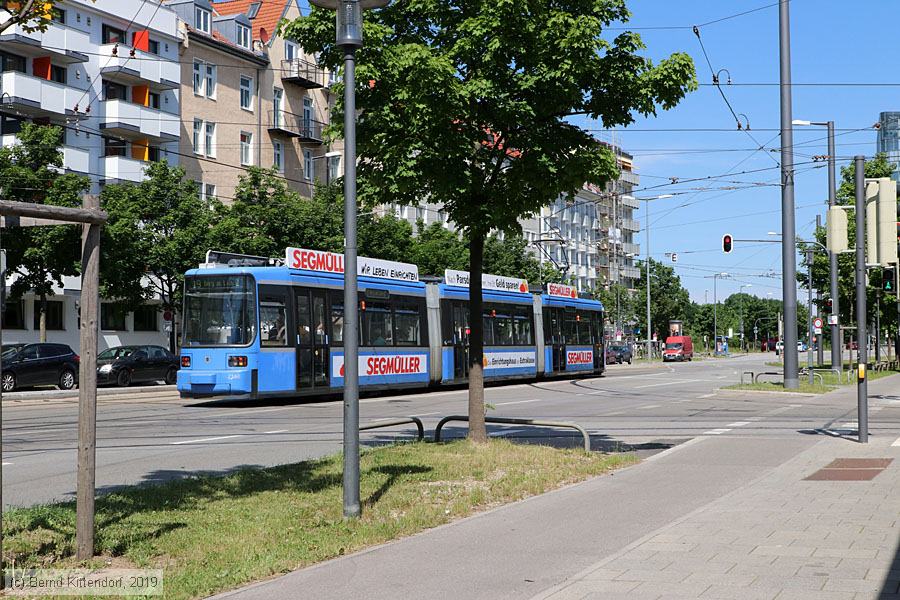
(482, 234), (564, 285)
(0, 0), (71, 35)
(283, 0), (696, 441)
(632, 259), (690, 344)
(101, 161), (211, 351)
(411, 220), (469, 276)
(1, 123), (88, 341)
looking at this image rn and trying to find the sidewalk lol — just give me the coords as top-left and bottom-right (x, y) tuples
(210, 376), (900, 600)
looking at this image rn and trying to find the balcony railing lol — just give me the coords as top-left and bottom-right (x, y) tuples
(0, 71), (85, 118)
(101, 155), (148, 183)
(100, 99), (180, 141)
(620, 218), (640, 232)
(0, 20), (90, 63)
(99, 43), (179, 90)
(267, 110), (324, 144)
(280, 59), (328, 89)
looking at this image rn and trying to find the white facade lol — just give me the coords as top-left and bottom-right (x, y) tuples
(0, 0), (182, 188)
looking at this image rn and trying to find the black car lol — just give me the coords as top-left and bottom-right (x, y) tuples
(605, 343), (633, 365)
(1, 343), (79, 391)
(97, 345), (179, 387)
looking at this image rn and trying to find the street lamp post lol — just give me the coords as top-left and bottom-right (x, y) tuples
(309, 0), (390, 519)
(640, 194), (672, 360)
(709, 273), (728, 354)
(739, 284), (752, 351)
(793, 119), (840, 370)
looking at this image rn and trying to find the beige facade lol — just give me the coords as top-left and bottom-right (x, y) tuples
(172, 0), (340, 203)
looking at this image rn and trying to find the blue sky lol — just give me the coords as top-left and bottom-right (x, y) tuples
(575, 0), (892, 302)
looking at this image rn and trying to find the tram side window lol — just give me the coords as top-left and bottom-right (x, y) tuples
(495, 309), (515, 345)
(577, 312), (592, 344)
(394, 303), (420, 346)
(365, 301), (393, 346)
(544, 309), (560, 345)
(482, 309), (495, 346)
(331, 301), (344, 345)
(564, 312), (578, 344)
(260, 299), (287, 347)
(514, 307), (533, 345)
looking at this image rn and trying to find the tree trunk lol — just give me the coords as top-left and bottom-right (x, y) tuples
(39, 293), (47, 343)
(467, 231), (487, 443)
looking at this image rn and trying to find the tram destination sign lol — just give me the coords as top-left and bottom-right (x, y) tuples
(286, 247), (419, 283)
(444, 269), (529, 294)
(547, 282), (578, 299)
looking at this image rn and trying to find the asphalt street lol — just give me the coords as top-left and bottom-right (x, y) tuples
(4, 353), (898, 507)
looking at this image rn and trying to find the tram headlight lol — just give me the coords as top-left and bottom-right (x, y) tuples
(228, 355), (248, 368)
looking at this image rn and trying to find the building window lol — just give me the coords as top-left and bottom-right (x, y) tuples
(148, 91), (160, 109)
(102, 24), (125, 44)
(284, 41), (297, 62)
(192, 119), (202, 154)
(0, 51), (26, 74)
(240, 131), (252, 166)
(49, 64), (66, 84)
(147, 145), (160, 162)
(304, 150), (313, 180)
(2, 299), (25, 329)
(239, 75), (253, 111)
(133, 305), (158, 331)
(273, 140), (283, 173)
(205, 64), (216, 98)
(103, 137), (127, 157)
(33, 300), (64, 331)
(205, 122), (215, 157)
(192, 60), (202, 95)
(102, 80), (127, 101)
(101, 303), (127, 331)
(204, 183), (216, 201)
(237, 24), (251, 49)
(327, 155), (340, 182)
(195, 7), (210, 34)
(147, 39), (159, 55)
(50, 7), (65, 24)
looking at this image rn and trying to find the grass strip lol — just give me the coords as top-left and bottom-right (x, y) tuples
(5, 440), (635, 600)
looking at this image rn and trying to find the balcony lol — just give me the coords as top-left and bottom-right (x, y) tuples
(0, 71), (85, 118)
(620, 194), (641, 209)
(618, 170), (640, 186)
(0, 21), (89, 64)
(280, 59), (327, 89)
(100, 99), (179, 142)
(622, 242), (640, 255)
(621, 266), (642, 280)
(267, 110), (324, 144)
(2, 132), (91, 174)
(101, 155), (148, 183)
(620, 218), (640, 232)
(98, 44), (179, 90)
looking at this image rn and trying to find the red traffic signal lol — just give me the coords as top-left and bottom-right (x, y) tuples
(825, 297), (833, 312)
(722, 233), (734, 254)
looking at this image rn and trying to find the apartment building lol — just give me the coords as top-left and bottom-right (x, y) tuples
(0, 0), (182, 188)
(166, 0), (340, 201)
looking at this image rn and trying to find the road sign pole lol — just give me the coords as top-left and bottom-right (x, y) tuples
(854, 156), (869, 444)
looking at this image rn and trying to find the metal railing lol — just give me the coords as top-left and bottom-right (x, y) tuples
(268, 110), (324, 142)
(433, 415), (591, 452)
(280, 59), (328, 88)
(359, 417), (424, 441)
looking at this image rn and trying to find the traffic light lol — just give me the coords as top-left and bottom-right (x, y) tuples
(825, 297), (833, 313)
(884, 267), (897, 293)
(722, 233), (733, 254)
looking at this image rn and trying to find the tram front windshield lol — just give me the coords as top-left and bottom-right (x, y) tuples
(183, 275), (256, 346)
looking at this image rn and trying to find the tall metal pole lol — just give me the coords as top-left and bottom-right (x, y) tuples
(342, 48), (361, 517)
(779, 0), (799, 388)
(826, 122), (841, 370)
(816, 214), (825, 367)
(807, 249), (813, 386)
(854, 156), (868, 444)
(713, 275), (718, 354)
(645, 199), (651, 360)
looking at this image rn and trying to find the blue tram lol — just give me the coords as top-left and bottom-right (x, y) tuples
(177, 249), (605, 400)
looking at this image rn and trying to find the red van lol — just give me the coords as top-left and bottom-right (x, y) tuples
(663, 336), (694, 362)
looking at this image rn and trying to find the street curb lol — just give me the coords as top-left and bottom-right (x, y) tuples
(715, 387), (820, 398)
(2, 384), (177, 404)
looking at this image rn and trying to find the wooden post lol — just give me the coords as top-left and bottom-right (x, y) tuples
(76, 195), (100, 561)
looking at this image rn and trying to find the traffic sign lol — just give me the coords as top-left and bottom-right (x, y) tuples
(813, 317), (823, 330)
(828, 315), (839, 325)
(163, 310), (173, 322)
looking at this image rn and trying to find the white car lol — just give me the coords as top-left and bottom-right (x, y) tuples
(775, 340), (784, 355)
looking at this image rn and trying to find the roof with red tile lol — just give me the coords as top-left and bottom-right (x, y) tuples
(212, 0), (290, 44)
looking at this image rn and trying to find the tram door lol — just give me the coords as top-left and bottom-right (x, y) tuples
(295, 289), (330, 390)
(546, 308), (566, 372)
(452, 302), (469, 380)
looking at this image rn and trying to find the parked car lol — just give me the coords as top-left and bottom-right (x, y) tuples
(797, 341), (808, 352)
(605, 343), (633, 364)
(775, 340), (784, 355)
(663, 336), (694, 362)
(97, 345), (179, 387)
(1, 343), (79, 391)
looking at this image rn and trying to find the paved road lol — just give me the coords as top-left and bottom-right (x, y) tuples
(4, 353), (896, 507)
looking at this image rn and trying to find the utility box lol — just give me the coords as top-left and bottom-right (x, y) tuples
(876, 178), (898, 266)
(866, 181), (879, 263)
(826, 206), (848, 253)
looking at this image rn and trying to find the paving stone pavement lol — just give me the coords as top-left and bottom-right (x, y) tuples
(532, 432), (900, 600)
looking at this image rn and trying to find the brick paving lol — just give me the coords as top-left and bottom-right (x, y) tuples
(533, 431), (900, 600)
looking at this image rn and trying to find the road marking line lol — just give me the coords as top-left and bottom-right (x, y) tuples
(489, 428), (528, 437)
(606, 411), (625, 416)
(892, 437), (900, 447)
(638, 404), (661, 410)
(703, 428), (732, 435)
(263, 430), (288, 434)
(698, 393), (716, 399)
(495, 399), (541, 406)
(635, 381), (682, 389)
(2, 462), (11, 466)
(412, 411), (440, 417)
(727, 421), (751, 427)
(171, 435), (243, 445)
(747, 416), (765, 422)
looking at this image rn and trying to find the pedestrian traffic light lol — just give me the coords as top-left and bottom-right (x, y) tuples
(884, 267), (897, 293)
(722, 233), (733, 254)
